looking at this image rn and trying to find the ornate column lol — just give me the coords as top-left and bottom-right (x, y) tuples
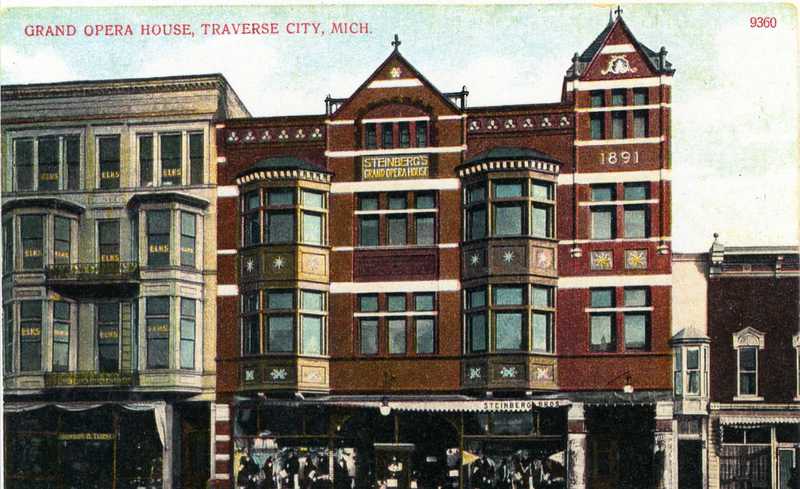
(654, 400), (677, 489)
(567, 402), (588, 489)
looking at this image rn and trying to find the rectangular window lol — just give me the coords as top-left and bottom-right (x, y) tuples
(267, 316), (293, 353)
(4, 304), (13, 373)
(611, 89), (626, 106)
(265, 212), (294, 244)
(189, 133), (204, 185)
(387, 294), (406, 312)
(590, 90), (604, 107)
(53, 217), (71, 265)
(66, 136), (81, 190)
(388, 319), (406, 354)
(611, 112), (626, 139)
(302, 212), (323, 245)
(358, 215), (379, 246)
(633, 110), (648, 138)
(20, 215), (44, 270)
(532, 204), (553, 239)
(469, 313), (487, 352)
(591, 185), (615, 202)
(415, 214), (435, 245)
(415, 121), (428, 147)
(624, 313), (649, 350)
(147, 210), (171, 266)
(160, 134), (182, 186)
(687, 348), (700, 395)
(98, 220), (120, 264)
(146, 297), (170, 369)
(590, 113), (604, 140)
(270, 188), (295, 206)
(180, 298), (196, 369)
(494, 181), (524, 199)
(591, 288), (615, 308)
(414, 293), (434, 312)
(739, 347), (758, 396)
(674, 349), (683, 395)
(591, 208), (615, 240)
(494, 286), (524, 306)
(98, 136), (120, 189)
(3, 220), (12, 274)
(300, 290), (324, 356)
(359, 294), (378, 312)
(493, 203), (524, 236)
(468, 207), (487, 240)
(242, 292), (260, 355)
(303, 190), (324, 208)
(495, 312), (523, 350)
(415, 318), (435, 354)
(359, 319), (378, 355)
(381, 124), (393, 148)
(399, 122), (410, 148)
(19, 300), (42, 371)
(623, 183), (649, 201)
(387, 215), (407, 245)
(365, 123), (377, 149)
(532, 286), (554, 353)
(97, 302), (120, 373)
(243, 191), (261, 246)
(139, 135), (154, 186)
(14, 139), (34, 191)
(180, 213), (196, 268)
(52, 302), (70, 372)
(624, 287), (648, 307)
(37, 137), (60, 191)
(624, 206), (647, 238)
(359, 194), (378, 211)
(267, 290), (293, 310)
(633, 88), (649, 105)
(590, 314), (614, 352)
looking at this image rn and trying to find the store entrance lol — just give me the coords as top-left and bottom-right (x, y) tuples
(375, 443), (414, 489)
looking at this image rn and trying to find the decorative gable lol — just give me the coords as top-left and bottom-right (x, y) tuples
(732, 327), (766, 349)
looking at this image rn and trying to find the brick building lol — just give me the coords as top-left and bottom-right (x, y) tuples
(212, 11), (676, 489)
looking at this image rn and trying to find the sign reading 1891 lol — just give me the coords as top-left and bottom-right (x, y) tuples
(362, 155), (429, 180)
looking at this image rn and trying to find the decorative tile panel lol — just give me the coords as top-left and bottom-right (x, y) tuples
(625, 249), (648, 269)
(590, 250), (613, 270)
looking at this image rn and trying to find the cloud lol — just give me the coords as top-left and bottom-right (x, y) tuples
(1, 46), (80, 83)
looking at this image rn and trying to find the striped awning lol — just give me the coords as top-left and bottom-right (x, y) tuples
(719, 415), (800, 426)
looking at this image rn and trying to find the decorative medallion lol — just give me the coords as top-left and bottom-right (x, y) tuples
(302, 368), (323, 383)
(541, 117), (552, 128)
(468, 367), (482, 380)
(226, 131), (239, 143)
(311, 127), (322, 139)
(504, 118), (516, 129)
(469, 253), (481, 267)
(559, 115), (570, 127)
(534, 366), (553, 381)
(468, 120), (480, 131)
(601, 55), (638, 76)
(502, 250), (515, 263)
(272, 256), (286, 270)
(499, 366), (518, 379)
(243, 130), (256, 143)
(295, 128), (306, 139)
(522, 118), (533, 128)
(535, 248), (553, 269)
(590, 251), (613, 270)
(260, 130), (271, 141)
(244, 257), (256, 273)
(302, 253), (325, 275)
(389, 67), (402, 78)
(244, 368), (256, 382)
(278, 129), (289, 140)
(625, 249), (648, 269)
(486, 119), (498, 130)
(270, 368), (288, 380)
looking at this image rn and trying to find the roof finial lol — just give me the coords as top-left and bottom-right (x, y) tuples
(615, 5), (623, 17)
(609, 8), (613, 24)
(391, 34), (401, 51)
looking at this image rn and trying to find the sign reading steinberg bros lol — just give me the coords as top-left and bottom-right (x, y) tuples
(361, 155), (429, 180)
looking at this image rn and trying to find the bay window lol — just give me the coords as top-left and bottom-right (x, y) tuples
(465, 178), (554, 241)
(686, 348), (700, 395)
(19, 300), (42, 372)
(3, 219), (13, 274)
(180, 213), (196, 268)
(52, 301), (70, 372)
(266, 290), (293, 352)
(97, 303), (120, 373)
(53, 217), (71, 265)
(147, 210), (170, 266)
(466, 287), (487, 353)
(493, 182), (524, 236)
(4, 304), (13, 373)
(180, 298), (196, 369)
(240, 186), (327, 247)
(146, 297), (170, 369)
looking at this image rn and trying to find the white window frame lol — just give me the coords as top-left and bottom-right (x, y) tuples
(732, 327), (765, 401)
(133, 123), (208, 188)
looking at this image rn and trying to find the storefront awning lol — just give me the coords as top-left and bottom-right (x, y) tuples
(237, 395), (570, 412)
(719, 414), (800, 427)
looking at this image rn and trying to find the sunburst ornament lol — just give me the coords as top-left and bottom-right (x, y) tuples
(272, 256), (285, 269)
(389, 67), (402, 78)
(245, 258), (255, 273)
(502, 250), (515, 263)
(590, 251), (612, 270)
(469, 254), (480, 266)
(625, 249), (647, 269)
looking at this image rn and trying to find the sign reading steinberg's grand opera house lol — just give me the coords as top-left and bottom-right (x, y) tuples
(361, 154), (429, 180)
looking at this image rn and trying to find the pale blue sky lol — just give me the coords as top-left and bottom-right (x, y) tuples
(1, 4), (797, 252)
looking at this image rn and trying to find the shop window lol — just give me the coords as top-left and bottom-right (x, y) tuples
(241, 291), (260, 355)
(623, 288), (650, 351)
(4, 304), (13, 373)
(19, 300), (42, 371)
(590, 288), (615, 352)
(98, 136), (120, 189)
(359, 319), (379, 355)
(590, 113), (604, 140)
(611, 89), (626, 106)
(532, 285), (555, 353)
(590, 90), (604, 107)
(300, 290), (325, 355)
(20, 215), (44, 270)
(381, 124), (394, 148)
(738, 346), (758, 396)
(146, 297), (170, 369)
(98, 219), (120, 263)
(3, 219), (13, 274)
(147, 210), (171, 267)
(52, 301), (70, 372)
(611, 112), (626, 139)
(97, 303), (120, 373)
(358, 192), (436, 247)
(180, 298), (196, 369)
(365, 123), (377, 149)
(633, 110), (648, 138)
(53, 217), (71, 265)
(633, 88), (649, 105)
(180, 212), (196, 268)
(12, 135), (81, 192)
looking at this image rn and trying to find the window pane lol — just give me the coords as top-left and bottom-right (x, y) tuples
(98, 136), (121, 189)
(532, 181), (553, 200)
(147, 211), (170, 266)
(495, 313), (523, 350)
(180, 339), (195, 369)
(468, 207), (486, 240)
(20, 215), (43, 269)
(3, 221), (13, 274)
(147, 338), (169, 369)
(590, 114), (604, 140)
(160, 134), (182, 185)
(66, 136), (81, 190)
(591, 289), (614, 308)
(414, 293), (434, 311)
(494, 181), (523, 198)
(611, 89), (626, 106)
(268, 189), (294, 206)
(532, 312), (551, 352)
(301, 291), (323, 311)
(532, 287), (553, 308)
(532, 204), (552, 238)
(740, 347), (757, 370)
(388, 319), (406, 354)
(360, 320), (378, 355)
(415, 193), (435, 209)
(468, 288), (486, 309)
(146, 297), (170, 316)
(268, 316), (293, 352)
(365, 124), (377, 149)
(139, 135), (154, 186)
(494, 286), (523, 306)
(181, 299), (196, 324)
(415, 319), (434, 354)
(687, 349), (700, 370)
(624, 288), (648, 307)
(180, 213), (196, 267)
(494, 203), (523, 236)
(611, 112), (626, 139)
(359, 195), (378, 210)
(359, 294), (378, 312)
(590, 314), (614, 351)
(189, 133), (204, 185)
(624, 183), (649, 200)
(99, 220), (120, 263)
(591, 208), (613, 240)
(399, 122), (410, 148)
(590, 91), (604, 107)
(415, 121), (428, 147)
(624, 207), (647, 238)
(387, 294), (406, 312)
(740, 372), (757, 395)
(53, 342), (69, 371)
(267, 291), (293, 309)
(467, 185), (485, 204)
(624, 313), (648, 349)
(633, 88), (648, 105)
(388, 194), (407, 210)
(591, 185), (615, 201)
(301, 316), (322, 355)
(633, 111), (648, 138)
(37, 137), (60, 191)
(387, 215), (407, 245)
(266, 212), (294, 243)
(470, 314), (487, 352)
(54, 217), (71, 264)
(302, 212), (322, 244)
(302, 190), (324, 208)
(415, 215), (435, 245)
(381, 124), (393, 148)
(14, 139), (34, 190)
(359, 216), (379, 246)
